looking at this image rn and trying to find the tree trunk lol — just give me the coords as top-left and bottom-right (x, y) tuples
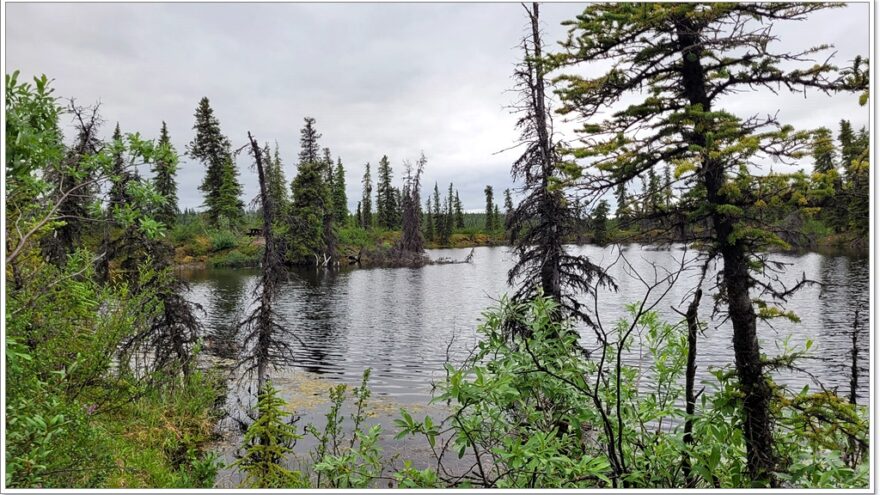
(675, 17), (775, 485)
(681, 287), (701, 487)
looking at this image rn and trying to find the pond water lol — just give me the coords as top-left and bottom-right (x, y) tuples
(181, 244), (869, 484)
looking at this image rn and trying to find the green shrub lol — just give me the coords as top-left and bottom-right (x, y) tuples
(209, 230), (238, 252)
(207, 249), (260, 268)
(395, 296), (869, 489)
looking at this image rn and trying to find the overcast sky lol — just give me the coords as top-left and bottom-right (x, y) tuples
(6, 2), (870, 212)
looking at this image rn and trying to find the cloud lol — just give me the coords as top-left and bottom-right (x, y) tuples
(5, 3), (869, 211)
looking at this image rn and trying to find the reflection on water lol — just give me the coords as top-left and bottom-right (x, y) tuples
(183, 245), (869, 405)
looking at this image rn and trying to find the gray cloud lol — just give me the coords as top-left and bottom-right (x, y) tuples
(6, 3), (869, 212)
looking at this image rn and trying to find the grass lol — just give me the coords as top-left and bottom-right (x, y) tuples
(97, 370), (225, 488)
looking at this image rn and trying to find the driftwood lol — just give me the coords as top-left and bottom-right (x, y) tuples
(433, 248), (476, 265)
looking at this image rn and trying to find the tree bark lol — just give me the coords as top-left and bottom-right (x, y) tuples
(674, 18), (775, 485)
(681, 287), (702, 487)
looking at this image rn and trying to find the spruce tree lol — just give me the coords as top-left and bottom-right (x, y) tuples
(838, 119), (857, 169)
(299, 117), (321, 165)
(484, 185), (495, 231)
(424, 198), (435, 241)
(376, 155), (395, 229)
(439, 197), (452, 245)
(361, 163), (373, 228)
(432, 183), (444, 240)
(393, 187), (403, 228)
(813, 127), (836, 174)
(454, 191), (465, 229)
(615, 182), (630, 227)
(847, 126), (869, 236)
(108, 123), (133, 213)
(188, 97), (243, 225)
(233, 383), (303, 488)
(319, 147), (337, 262)
(554, 3), (857, 482)
(216, 155), (245, 222)
(267, 143), (289, 215)
(289, 117), (330, 264)
(332, 158), (348, 224)
(591, 199), (610, 245)
(811, 127), (845, 232)
(503, 188), (514, 230)
(446, 183), (455, 231)
(152, 121), (179, 227)
(662, 164), (673, 210)
(646, 166), (661, 216)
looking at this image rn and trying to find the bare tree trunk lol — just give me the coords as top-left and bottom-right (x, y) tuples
(526, 3), (562, 307)
(248, 132), (277, 392)
(844, 309), (862, 467)
(680, 287), (702, 487)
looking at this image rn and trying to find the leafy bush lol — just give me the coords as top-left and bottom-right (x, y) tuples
(396, 296), (869, 488)
(307, 369), (384, 488)
(5, 251), (224, 488)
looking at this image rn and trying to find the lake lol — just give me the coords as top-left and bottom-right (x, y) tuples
(181, 244), (869, 484)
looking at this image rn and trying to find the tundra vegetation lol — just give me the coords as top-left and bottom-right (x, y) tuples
(4, 2), (869, 489)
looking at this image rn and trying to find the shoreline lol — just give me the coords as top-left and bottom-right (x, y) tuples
(175, 236), (868, 271)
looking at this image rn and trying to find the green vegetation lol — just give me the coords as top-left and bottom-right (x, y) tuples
(394, 297), (869, 488)
(5, 0), (869, 490)
(6, 72), (223, 488)
(188, 97), (244, 225)
(233, 383), (306, 488)
(226, 297), (867, 488)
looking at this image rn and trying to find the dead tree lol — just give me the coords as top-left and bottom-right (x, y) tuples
(41, 101), (103, 269)
(238, 132), (295, 392)
(506, 3), (614, 333)
(399, 153), (426, 253)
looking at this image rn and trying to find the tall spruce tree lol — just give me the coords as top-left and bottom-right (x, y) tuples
(376, 155), (395, 229)
(591, 199), (610, 245)
(847, 126), (869, 236)
(299, 117), (321, 165)
(454, 190), (465, 229)
(108, 123), (133, 213)
(554, 3), (857, 482)
(432, 183), (444, 240)
(393, 187), (403, 228)
(266, 143), (289, 215)
(838, 120), (857, 169)
(188, 97), (243, 224)
(152, 121), (179, 227)
(424, 198), (435, 241)
(288, 117), (330, 264)
(503, 188), (514, 230)
(811, 127), (846, 232)
(484, 185), (495, 231)
(445, 183), (455, 238)
(614, 182), (630, 228)
(319, 147), (337, 262)
(361, 163), (373, 228)
(332, 158), (348, 224)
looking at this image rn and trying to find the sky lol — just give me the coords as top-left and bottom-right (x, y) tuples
(5, 2), (870, 212)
